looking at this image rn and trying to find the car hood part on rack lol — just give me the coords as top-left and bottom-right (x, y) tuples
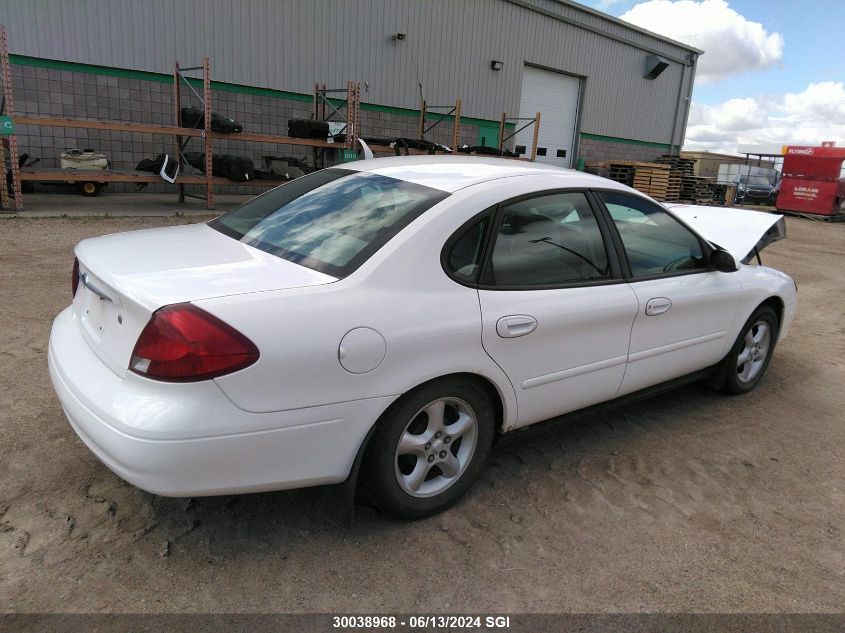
(666, 204), (786, 263)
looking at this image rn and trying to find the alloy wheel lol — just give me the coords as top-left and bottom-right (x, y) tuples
(736, 320), (771, 383)
(393, 397), (479, 498)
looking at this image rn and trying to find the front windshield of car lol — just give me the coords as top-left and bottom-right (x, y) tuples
(740, 176), (771, 187)
(210, 169), (449, 277)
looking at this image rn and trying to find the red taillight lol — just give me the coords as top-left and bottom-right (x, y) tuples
(72, 258), (80, 297)
(129, 303), (259, 382)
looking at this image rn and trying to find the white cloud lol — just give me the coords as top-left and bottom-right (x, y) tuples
(684, 82), (845, 152)
(620, 0), (784, 83)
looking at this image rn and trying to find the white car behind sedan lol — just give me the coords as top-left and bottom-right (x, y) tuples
(49, 157), (797, 518)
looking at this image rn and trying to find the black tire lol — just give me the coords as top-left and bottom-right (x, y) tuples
(722, 305), (779, 394)
(80, 182), (100, 197)
(361, 377), (495, 520)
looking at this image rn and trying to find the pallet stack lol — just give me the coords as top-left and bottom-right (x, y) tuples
(654, 155), (713, 203)
(654, 154), (695, 176)
(681, 177), (713, 203)
(632, 163), (671, 200)
(666, 171), (682, 201)
(606, 160), (672, 201)
(606, 162), (636, 187)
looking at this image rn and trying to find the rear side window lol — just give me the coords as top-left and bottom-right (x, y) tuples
(445, 216), (491, 284)
(484, 192), (611, 287)
(600, 192), (707, 278)
(210, 169), (449, 277)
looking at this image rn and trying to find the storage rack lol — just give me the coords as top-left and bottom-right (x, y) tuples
(313, 81), (361, 166)
(0, 22), (543, 212)
(498, 112), (541, 160)
(0, 24), (22, 210)
(173, 59), (215, 206)
(364, 98), (462, 156)
(0, 26), (357, 210)
(365, 100), (540, 161)
(419, 98), (462, 151)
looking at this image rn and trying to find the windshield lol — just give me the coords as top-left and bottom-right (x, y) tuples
(210, 169), (449, 277)
(739, 176), (772, 187)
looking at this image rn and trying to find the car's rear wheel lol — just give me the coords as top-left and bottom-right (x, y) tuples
(362, 378), (495, 519)
(723, 305), (778, 394)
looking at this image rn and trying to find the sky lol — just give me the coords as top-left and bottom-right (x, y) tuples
(579, 0), (845, 154)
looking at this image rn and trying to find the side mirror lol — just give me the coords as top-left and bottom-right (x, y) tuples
(710, 247), (738, 273)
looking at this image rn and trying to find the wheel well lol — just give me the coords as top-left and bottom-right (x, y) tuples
(399, 372), (506, 437)
(351, 372), (506, 505)
(450, 372), (506, 439)
(366, 373), (506, 450)
(760, 296), (784, 334)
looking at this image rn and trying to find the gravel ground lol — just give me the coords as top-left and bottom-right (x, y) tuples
(0, 214), (843, 613)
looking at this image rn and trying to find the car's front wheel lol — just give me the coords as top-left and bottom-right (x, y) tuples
(723, 305), (778, 394)
(362, 378), (495, 519)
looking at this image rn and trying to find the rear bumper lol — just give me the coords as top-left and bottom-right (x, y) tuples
(48, 306), (392, 496)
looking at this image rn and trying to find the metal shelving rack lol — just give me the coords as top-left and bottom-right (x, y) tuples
(0, 25), (359, 210)
(0, 20), (542, 211)
(0, 24), (22, 210)
(173, 59), (215, 207)
(419, 98), (462, 151)
(498, 112), (541, 161)
(313, 80), (361, 167)
(364, 97), (463, 156)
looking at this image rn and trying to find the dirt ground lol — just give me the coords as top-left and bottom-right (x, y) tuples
(0, 213), (843, 614)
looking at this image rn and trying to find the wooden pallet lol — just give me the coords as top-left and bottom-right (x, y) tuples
(607, 161), (671, 199)
(678, 175), (714, 203)
(650, 155), (701, 201)
(655, 155), (696, 176)
(607, 164), (635, 187)
(633, 170), (670, 200)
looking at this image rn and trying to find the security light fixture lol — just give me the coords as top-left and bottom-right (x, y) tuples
(644, 54), (669, 80)
(490, 60), (504, 71)
(392, 32), (407, 42)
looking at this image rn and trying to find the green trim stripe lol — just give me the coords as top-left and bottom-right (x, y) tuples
(10, 54), (499, 127)
(11, 54), (172, 84)
(580, 132), (671, 149)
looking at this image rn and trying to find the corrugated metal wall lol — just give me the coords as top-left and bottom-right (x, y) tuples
(0, 0), (697, 144)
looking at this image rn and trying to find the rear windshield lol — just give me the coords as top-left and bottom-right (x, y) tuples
(210, 168), (449, 277)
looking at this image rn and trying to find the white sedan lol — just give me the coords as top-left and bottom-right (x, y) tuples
(48, 156), (797, 519)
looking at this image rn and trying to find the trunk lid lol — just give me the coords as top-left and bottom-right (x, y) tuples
(73, 222), (336, 376)
(666, 204), (786, 262)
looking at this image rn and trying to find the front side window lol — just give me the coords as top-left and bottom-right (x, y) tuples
(600, 192), (707, 278)
(484, 192), (610, 287)
(210, 169), (449, 277)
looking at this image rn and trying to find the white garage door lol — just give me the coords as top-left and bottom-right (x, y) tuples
(516, 66), (581, 168)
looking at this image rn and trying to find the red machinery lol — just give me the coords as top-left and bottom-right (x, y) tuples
(777, 145), (845, 217)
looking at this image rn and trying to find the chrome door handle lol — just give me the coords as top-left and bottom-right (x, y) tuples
(645, 297), (672, 316)
(496, 315), (538, 338)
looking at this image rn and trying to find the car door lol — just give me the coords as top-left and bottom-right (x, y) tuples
(465, 191), (639, 428)
(596, 191), (743, 396)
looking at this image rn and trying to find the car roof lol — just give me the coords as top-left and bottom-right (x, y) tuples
(341, 155), (621, 193)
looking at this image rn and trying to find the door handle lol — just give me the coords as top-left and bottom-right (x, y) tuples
(645, 297), (672, 316)
(496, 315), (538, 338)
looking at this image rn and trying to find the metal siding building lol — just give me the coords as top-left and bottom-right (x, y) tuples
(0, 0), (700, 180)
